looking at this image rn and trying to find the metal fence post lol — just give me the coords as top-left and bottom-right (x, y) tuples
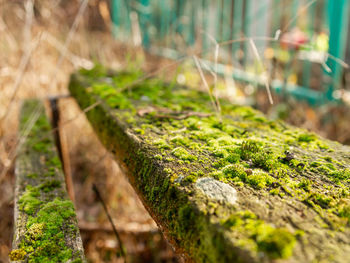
(111, 0), (119, 37)
(232, 0), (243, 64)
(140, 0), (151, 49)
(326, 0), (349, 99)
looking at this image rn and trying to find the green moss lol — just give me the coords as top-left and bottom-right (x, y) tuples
(170, 135), (191, 146)
(256, 228), (296, 259)
(27, 173), (38, 179)
(239, 140), (277, 171)
(251, 152), (277, 171)
(212, 148), (228, 158)
(32, 139), (52, 153)
(183, 174), (197, 183)
(178, 205), (196, 232)
(298, 133), (316, 143)
(27, 223), (45, 240)
(163, 168), (173, 175)
(16, 99), (82, 262)
(209, 171), (225, 180)
(272, 167), (289, 178)
(45, 156), (62, 168)
(79, 64), (107, 78)
(247, 171), (274, 190)
(172, 147), (197, 161)
(19, 185), (43, 215)
(18, 198), (78, 263)
(223, 211), (296, 259)
(304, 192), (334, 209)
(329, 169), (350, 183)
(154, 154), (163, 160)
(339, 205), (350, 224)
(15, 181), (81, 262)
(134, 128), (145, 135)
(240, 140), (260, 159)
(298, 179), (312, 191)
(225, 153), (240, 163)
(39, 180), (61, 193)
(154, 139), (171, 149)
(323, 156), (333, 162)
(269, 188), (280, 196)
(91, 83), (132, 110)
(222, 164), (247, 181)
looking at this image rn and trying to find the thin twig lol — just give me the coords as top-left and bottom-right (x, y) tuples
(248, 38), (273, 104)
(55, 0), (90, 70)
(1, 0), (92, 181)
(93, 184), (127, 263)
(0, 32), (43, 123)
(193, 55), (219, 114)
(282, 0), (318, 33)
(0, 16), (18, 49)
(137, 106), (212, 120)
(0, 103), (43, 184)
(117, 35), (348, 102)
(119, 58), (186, 93)
(45, 32), (94, 69)
(200, 30), (221, 113)
(0, 100), (101, 184)
(22, 0), (34, 53)
(154, 112), (212, 120)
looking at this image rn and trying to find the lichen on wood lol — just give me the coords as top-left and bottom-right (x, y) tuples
(10, 99), (85, 263)
(69, 65), (350, 263)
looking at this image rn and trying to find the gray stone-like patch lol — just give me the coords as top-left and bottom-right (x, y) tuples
(195, 177), (237, 205)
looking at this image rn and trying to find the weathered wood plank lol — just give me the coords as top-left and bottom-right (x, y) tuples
(10, 100), (85, 263)
(69, 66), (350, 263)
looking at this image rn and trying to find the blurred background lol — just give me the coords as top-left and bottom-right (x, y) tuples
(0, 0), (349, 262)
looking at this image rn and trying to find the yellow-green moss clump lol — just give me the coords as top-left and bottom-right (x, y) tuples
(17, 198), (78, 262)
(9, 248), (27, 261)
(69, 65), (350, 262)
(16, 183), (77, 262)
(222, 211), (296, 259)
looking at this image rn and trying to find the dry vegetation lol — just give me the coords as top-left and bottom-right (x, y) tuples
(0, 0), (179, 262)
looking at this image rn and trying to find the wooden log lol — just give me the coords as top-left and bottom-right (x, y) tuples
(69, 66), (350, 263)
(10, 99), (85, 263)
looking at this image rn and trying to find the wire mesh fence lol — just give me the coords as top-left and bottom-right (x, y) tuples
(111, 0), (350, 105)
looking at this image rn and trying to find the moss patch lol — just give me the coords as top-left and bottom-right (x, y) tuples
(11, 99), (83, 263)
(17, 198), (77, 263)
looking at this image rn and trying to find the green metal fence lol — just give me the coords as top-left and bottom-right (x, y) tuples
(111, 0), (349, 105)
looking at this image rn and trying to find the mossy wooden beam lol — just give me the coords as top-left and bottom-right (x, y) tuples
(10, 100), (85, 263)
(69, 65), (350, 263)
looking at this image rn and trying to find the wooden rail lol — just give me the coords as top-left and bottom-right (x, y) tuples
(69, 66), (350, 263)
(10, 99), (84, 263)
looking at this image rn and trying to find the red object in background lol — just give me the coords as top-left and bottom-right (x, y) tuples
(281, 28), (309, 50)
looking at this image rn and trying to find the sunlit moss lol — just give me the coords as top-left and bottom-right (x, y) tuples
(9, 248), (27, 261)
(172, 147), (197, 161)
